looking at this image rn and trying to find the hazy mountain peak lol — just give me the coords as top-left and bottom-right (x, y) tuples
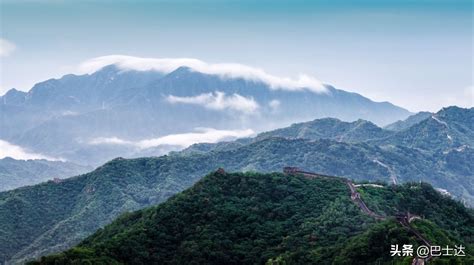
(170, 65), (193, 73)
(1, 61), (411, 165)
(161, 65), (211, 81)
(1, 88), (26, 105)
(439, 105), (470, 112)
(377, 106), (474, 153)
(384, 111), (432, 131)
(79, 55), (327, 93)
(353, 119), (378, 126)
(89, 64), (122, 77)
(436, 106), (474, 121)
(255, 117), (391, 143)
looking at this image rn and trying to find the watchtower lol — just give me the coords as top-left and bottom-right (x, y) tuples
(283, 167), (300, 174)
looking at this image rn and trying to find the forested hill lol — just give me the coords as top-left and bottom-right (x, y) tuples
(30, 171), (474, 265)
(1, 137), (473, 264)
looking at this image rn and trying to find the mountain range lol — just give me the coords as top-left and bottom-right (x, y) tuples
(0, 64), (411, 166)
(0, 62), (472, 264)
(0, 106), (472, 264)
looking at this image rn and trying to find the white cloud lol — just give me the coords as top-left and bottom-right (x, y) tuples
(61, 111), (80, 116)
(0, 139), (60, 160)
(166, 92), (259, 114)
(0, 39), (16, 57)
(268, 99), (281, 110)
(78, 55), (326, 93)
(89, 128), (254, 149)
(88, 137), (133, 146)
(137, 128), (254, 148)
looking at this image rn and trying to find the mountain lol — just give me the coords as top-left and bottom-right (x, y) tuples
(376, 106), (474, 153)
(0, 157), (91, 191)
(0, 66), (163, 139)
(182, 118), (394, 155)
(255, 118), (393, 143)
(29, 171), (474, 265)
(0, 64), (411, 166)
(184, 107), (474, 204)
(1, 134), (472, 263)
(384, 111), (432, 131)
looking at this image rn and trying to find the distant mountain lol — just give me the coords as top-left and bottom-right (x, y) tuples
(0, 64), (411, 166)
(182, 107), (474, 206)
(376, 106), (474, 153)
(1, 135), (472, 263)
(29, 171), (474, 265)
(0, 66), (163, 139)
(0, 157), (91, 191)
(182, 118), (393, 155)
(255, 118), (393, 143)
(384, 111), (432, 131)
(183, 107), (474, 205)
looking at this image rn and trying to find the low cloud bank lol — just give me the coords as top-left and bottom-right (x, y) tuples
(89, 128), (254, 149)
(0, 140), (59, 160)
(79, 55), (326, 93)
(166, 92), (259, 114)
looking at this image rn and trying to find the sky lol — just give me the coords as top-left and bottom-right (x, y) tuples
(0, 0), (472, 112)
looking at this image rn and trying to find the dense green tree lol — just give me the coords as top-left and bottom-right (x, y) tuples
(29, 171), (473, 265)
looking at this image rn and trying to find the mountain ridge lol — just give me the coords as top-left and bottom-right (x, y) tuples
(1, 64), (411, 165)
(375, 106), (474, 153)
(1, 133), (472, 263)
(384, 111), (432, 131)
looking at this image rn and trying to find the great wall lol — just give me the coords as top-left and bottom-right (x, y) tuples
(282, 167), (432, 265)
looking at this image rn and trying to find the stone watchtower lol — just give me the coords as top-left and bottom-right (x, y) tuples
(283, 167), (300, 174)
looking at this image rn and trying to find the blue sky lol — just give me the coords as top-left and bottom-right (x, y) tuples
(0, 0), (472, 111)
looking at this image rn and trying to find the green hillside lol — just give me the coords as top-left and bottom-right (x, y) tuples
(1, 136), (473, 264)
(30, 171), (474, 265)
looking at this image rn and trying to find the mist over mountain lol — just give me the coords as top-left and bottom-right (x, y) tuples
(0, 62), (411, 166)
